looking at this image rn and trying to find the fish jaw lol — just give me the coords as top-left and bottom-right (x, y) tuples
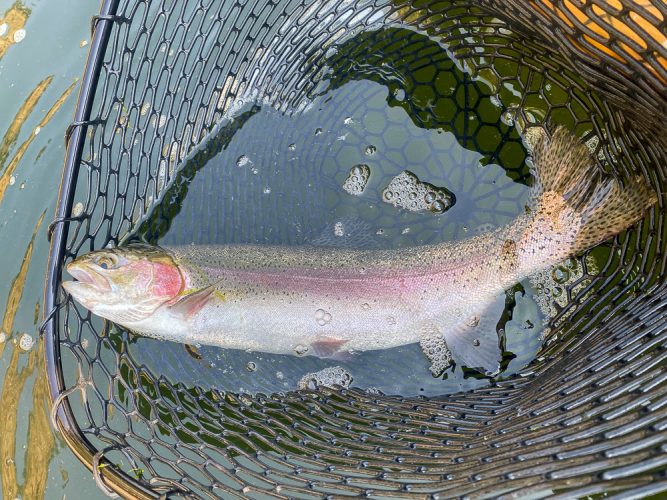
(62, 260), (112, 309)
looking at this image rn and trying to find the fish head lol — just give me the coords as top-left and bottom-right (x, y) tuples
(62, 243), (184, 325)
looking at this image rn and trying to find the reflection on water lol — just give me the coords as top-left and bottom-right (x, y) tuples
(0, 2), (29, 60)
(0, 212), (47, 499)
(0, 0), (104, 498)
(0, 78), (78, 203)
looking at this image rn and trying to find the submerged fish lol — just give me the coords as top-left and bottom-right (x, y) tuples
(62, 127), (657, 376)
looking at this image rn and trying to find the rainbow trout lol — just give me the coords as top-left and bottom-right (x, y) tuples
(63, 128), (656, 376)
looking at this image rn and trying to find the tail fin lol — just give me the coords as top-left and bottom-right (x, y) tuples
(524, 126), (657, 263)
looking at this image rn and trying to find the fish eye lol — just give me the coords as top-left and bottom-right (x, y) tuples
(97, 256), (117, 270)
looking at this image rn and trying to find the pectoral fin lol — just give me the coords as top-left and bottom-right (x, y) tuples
(442, 293), (506, 377)
(168, 284), (218, 318)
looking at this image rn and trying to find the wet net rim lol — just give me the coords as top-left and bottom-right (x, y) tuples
(42, 0), (158, 497)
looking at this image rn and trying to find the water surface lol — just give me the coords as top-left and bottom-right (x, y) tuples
(0, 1), (107, 497)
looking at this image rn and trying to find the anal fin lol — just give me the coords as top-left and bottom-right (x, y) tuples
(442, 292), (506, 377)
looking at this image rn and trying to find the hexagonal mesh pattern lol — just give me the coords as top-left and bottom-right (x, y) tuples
(43, 0), (667, 498)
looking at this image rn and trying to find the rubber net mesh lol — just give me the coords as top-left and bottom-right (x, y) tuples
(44, 0), (667, 498)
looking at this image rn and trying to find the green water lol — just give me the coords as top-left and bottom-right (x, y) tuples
(0, 0), (106, 498)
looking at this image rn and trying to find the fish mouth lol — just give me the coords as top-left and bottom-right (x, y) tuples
(62, 261), (111, 299)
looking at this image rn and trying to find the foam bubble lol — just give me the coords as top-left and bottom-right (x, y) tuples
(529, 256), (599, 324)
(382, 171), (454, 214)
(236, 155), (251, 168)
(421, 335), (452, 376)
(342, 164), (370, 196)
(294, 344), (309, 355)
(246, 361), (257, 372)
(13, 28), (26, 43)
(72, 202), (84, 217)
(315, 308), (332, 326)
(297, 366), (353, 390)
(19, 333), (34, 351)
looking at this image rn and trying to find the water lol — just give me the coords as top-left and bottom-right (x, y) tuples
(30, 0), (663, 497)
(0, 0), (108, 497)
(0, 2), (626, 496)
(128, 26), (556, 397)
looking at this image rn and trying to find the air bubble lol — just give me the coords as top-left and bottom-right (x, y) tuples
(315, 127), (322, 136)
(342, 164), (370, 196)
(343, 117), (354, 125)
(72, 202), (84, 217)
(13, 28), (26, 43)
(288, 143), (296, 151)
(19, 333), (34, 351)
(501, 111), (514, 127)
(263, 187), (271, 194)
(552, 266), (570, 284)
(361, 303), (370, 310)
(236, 155), (251, 168)
(315, 309), (332, 326)
(298, 366), (352, 390)
(246, 361), (257, 372)
(472, 339), (481, 347)
(365, 145), (376, 155)
(382, 171), (454, 214)
(294, 344), (309, 356)
(0, 331), (6, 343)
(334, 221), (344, 237)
